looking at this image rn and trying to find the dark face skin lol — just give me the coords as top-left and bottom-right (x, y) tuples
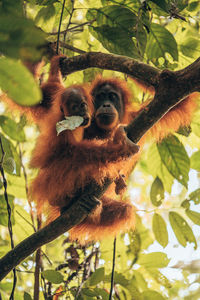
(93, 84), (124, 130)
(60, 88), (90, 126)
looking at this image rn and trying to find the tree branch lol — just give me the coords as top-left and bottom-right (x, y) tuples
(59, 52), (160, 87)
(0, 53), (199, 281)
(126, 66), (200, 142)
(0, 180), (111, 281)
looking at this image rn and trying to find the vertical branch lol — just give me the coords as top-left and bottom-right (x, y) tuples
(109, 237), (117, 300)
(63, 0), (76, 44)
(56, 0), (66, 54)
(33, 218), (42, 300)
(19, 144), (45, 300)
(18, 143), (36, 231)
(33, 248), (42, 300)
(0, 137), (17, 300)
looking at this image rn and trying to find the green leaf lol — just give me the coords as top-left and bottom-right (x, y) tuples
(1, 0), (23, 16)
(42, 270), (64, 284)
(147, 269), (172, 288)
(6, 174), (26, 199)
(24, 292), (32, 300)
(94, 288), (109, 299)
(35, 5), (56, 24)
(150, 177), (164, 207)
(137, 252), (170, 268)
(36, 0), (59, 5)
(177, 125), (191, 137)
(104, 272), (129, 286)
(180, 37), (200, 59)
(187, 1), (200, 12)
(81, 288), (97, 297)
(128, 231), (141, 257)
(191, 110), (200, 137)
(113, 272), (129, 286)
(89, 267), (105, 286)
(0, 116), (26, 142)
(100, 0), (140, 9)
(105, 271), (142, 299)
(146, 23), (178, 61)
(0, 14), (46, 60)
(3, 157), (16, 174)
(126, 283), (142, 300)
(147, 144), (174, 193)
(87, 6), (137, 32)
(142, 290), (166, 300)
(0, 133), (21, 176)
(152, 213), (168, 247)
(87, 5), (147, 58)
(188, 189), (200, 204)
(157, 135), (190, 188)
(135, 215), (154, 250)
(91, 25), (140, 59)
(169, 212), (197, 249)
(0, 282), (13, 292)
(185, 209), (200, 226)
(190, 150), (200, 171)
(0, 194), (14, 226)
(0, 57), (41, 106)
(149, 0), (168, 12)
(177, 0), (190, 11)
(181, 200), (190, 209)
(133, 270), (148, 290)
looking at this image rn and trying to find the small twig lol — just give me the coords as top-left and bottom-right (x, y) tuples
(59, 41), (86, 54)
(41, 274), (47, 300)
(16, 210), (35, 230)
(0, 137), (17, 299)
(109, 237), (116, 300)
(94, 246), (99, 270)
(49, 20), (95, 36)
(16, 269), (34, 274)
(75, 249), (98, 298)
(63, 0), (76, 43)
(57, 0), (66, 54)
(114, 286), (120, 300)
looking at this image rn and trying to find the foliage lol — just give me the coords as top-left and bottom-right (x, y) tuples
(0, 0), (200, 299)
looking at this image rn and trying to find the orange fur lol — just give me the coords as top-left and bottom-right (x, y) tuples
(1, 56), (138, 244)
(88, 76), (199, 198)
(29, 57), (139, 244)
(145, 93), (198, 142)
(3, 58), (198, 245)
(70, 196), (135, 244)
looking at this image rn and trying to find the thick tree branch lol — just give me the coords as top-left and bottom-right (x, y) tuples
(0, 53), (199, 281)
(59, 52), (200, 92)
(126, 67), (200, 142)
(0, 180), (111, 281)
(60, 52), (160, 88)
